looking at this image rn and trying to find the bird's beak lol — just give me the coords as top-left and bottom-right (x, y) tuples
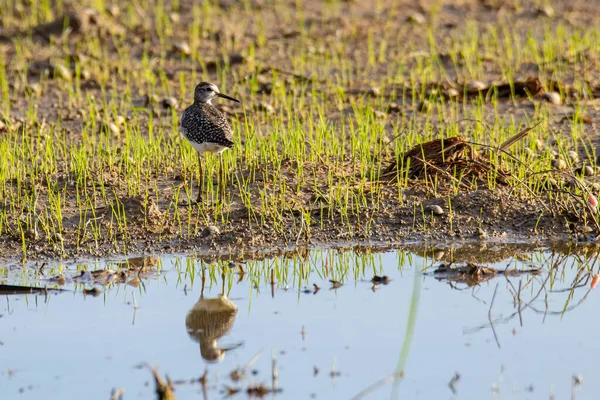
(216, 92), (240, 103)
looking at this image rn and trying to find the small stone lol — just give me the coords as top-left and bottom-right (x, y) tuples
(52, 63), (72, 80)
(544, 91), (560, 105)
(407, 13), (426, 24)
(255, 101), (274, 114)
(52, 232), (64, 242)
(584, 165), (595, 176)
(374, 110), (386, 119)
(446, 88), (459, 98)
(80, 69), (91, 80)
(535, 139), (545, 152)
(100, 122), (119, 135)
(201, 225), (220, 238)
(25, 83), (42, 95)
(114, 115), (126, 126)
(425, 204), (444, 216)
(477, 228), (488, 238)
(0, 119), (5, 131)
(106, 5), (120, 17)
(387, 102), (402, 114)
(551, 158), (566, 170)
(467, 80), (486, 91)
(365, 87), (381, 97)
(567, 150), (579, 162)
(169, 12), (180, 23)
(172, 41), (191, 56)
(162, 97), (178, 109)
(540, 5), (554, 17)
(590, 182), (600, 192)
(581, 226), (594, 234)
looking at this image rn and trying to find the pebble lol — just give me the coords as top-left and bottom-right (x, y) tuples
(544, 91), (561, 105)
(256, 101), (275, 114)
(374, 111), (386, 119)
(25, 83), (42, 95)
(53, 63), (72, 80)
(407, 13), (426, 24)
(114, 115), (126, 126)
(425, 204), (444, 216)
(201, 225), (220, 238)
(583, 165), (595, 176)
(101, 122), (119, 135)
(172, 41), (191, 56)
(551, 158), (566, 170)
(446, 88), (459, 98)
(0, 119), (5, 131)
(540, 5), (554, 17)
(106, 5), (120, 17)
(567, 150), (579, 162)
(80, 69), (91, 80)
(467, 80), (486, 91)
(365, 87), (381, 97)
(535, 139), (545, 152)
(387, 102), (401, 114)
(162, 97), (178, 109)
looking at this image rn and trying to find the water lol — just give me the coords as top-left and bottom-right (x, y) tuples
(1, 246), (598, 399)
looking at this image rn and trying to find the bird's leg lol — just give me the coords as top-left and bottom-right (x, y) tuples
(196, 153), (204, 204)
(219, 155), (226, 200)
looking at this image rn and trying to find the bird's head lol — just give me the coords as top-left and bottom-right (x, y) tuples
(193, 82), (240, 104)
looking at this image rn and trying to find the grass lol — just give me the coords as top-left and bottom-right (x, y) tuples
(0, 0), (599, 260)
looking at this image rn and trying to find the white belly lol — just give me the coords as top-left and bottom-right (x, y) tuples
(191, 141), (229, 155)
(180, 126), (229, 155)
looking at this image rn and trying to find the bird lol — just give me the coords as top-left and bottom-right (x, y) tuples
(180, 82), (240, 203)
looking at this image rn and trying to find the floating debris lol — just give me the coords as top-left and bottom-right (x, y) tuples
(432, 263), (541, 286)
(329, 279), (343, 289)
(371, 275), (390, 285)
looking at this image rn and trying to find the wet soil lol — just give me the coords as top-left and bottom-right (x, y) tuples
(1, 0), (600, 261)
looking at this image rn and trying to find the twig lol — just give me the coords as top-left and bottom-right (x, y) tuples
(351, 373), (403, 400)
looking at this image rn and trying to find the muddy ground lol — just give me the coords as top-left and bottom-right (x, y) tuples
(1, 0), (600, 262)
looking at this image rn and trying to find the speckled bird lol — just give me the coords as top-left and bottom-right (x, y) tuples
(180, 82), (240, 203)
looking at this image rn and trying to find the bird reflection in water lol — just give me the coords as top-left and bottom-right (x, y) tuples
(185, 270), (242, 362)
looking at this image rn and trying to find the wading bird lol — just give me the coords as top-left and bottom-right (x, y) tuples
(180, 82), (239, 203)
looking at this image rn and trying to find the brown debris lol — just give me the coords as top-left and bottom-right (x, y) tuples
(432, 262), (541, 286)
(119, 256), (159, 269)
(380, 136), (508, 186)
(148, 367), (176, 400)
(371, 275), (390, 285)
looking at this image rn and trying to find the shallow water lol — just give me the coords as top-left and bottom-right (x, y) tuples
(1, 247), (598, 399)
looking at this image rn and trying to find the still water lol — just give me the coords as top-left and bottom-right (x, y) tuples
(1, 245), (598, 399)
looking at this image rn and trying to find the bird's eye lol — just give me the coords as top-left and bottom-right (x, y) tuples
(204, 87), (211, 91)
